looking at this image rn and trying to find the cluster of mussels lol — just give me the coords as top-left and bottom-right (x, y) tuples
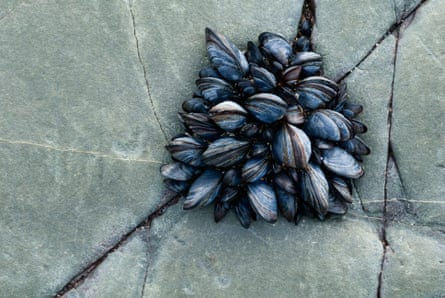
(161, 27), (370, 228)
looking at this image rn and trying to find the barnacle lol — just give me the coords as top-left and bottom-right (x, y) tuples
(161, 27), (369, 228)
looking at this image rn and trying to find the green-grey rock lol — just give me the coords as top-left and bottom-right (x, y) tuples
(0, 143), (163, 297)
(143, 205), (382, 297)
(0, 1), (169, 295)
(132, 0), (303, 138)
(344, 34), (396, 216)
(63, 230), (149, 298)
(391, 0), (445, 225)
(381, 225), (445, 297)
(313, 0), (396, 80)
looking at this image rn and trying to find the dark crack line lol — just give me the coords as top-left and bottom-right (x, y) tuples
(377, 23), (400, 298)
(139, 223), (152, 298)
(54, 193), (181, 297)
(128, 4), (169, 143)
(337, 0), (430, 83)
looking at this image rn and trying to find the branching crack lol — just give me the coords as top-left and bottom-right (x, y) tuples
(54, 193), (181, 297)
(127, 3), (169, 143)
(337, 0), (430, 83)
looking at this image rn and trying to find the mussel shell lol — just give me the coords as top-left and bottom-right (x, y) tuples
(340, 102), (363, 119)
(206, 27), (249, 82)
(160, 162), (197, 181)
(182, 97), (208, 113)
(321, 147), (364, 179)
(246, 41), (265, 66)
(222, 168), (241, 186)
(327, 194), (348, 215)
(245, 93), (287, 124)
(276, 187), (297, 222)
(219, 186), (239, 203)
(250, 142), (269, 157)
(273, 171), (297, 194)
(209, 101), (248, 131)
(239, 122), (260, 138)
(340, 136), (370, 156)
(164, 179), (189, 194)
(285, 105), (305, 125)
(330, 176), (353, 203)
(241, 156), (269, 182)
(179, 112), (221, 140)
(290, 52), (321, 65)
(304, 110), (353, 142)
(247, 181), (278, 222)
(259, 32), (292, 65)
(300, 163), (329, 216)
(196, 77), (237, 104)
(184, 168), (223, 209)
(351, 119), (368, 134)
(272, 123), (312, 169)
(199, 66), (221, 78)
(235, 196), (255, 229)
(166, 136), (206, 167)
(214, 201), (230, 222)
(282, 65), (302, 85)
(202, 137), (250, 168)
(251, 64), (277, 92)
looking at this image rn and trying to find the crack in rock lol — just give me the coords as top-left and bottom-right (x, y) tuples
(126, 3), (169, 143)
(54, 193), (180, 297)
(337, 0), (429, 83)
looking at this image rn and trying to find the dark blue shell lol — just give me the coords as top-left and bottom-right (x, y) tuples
(184, 169), (223, 209)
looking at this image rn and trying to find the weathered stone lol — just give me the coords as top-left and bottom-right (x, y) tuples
(143, 205), (382, 297)
(394, 0), (422, 21)
(63, 230), (149, 298)
(132, 0), (304, 138)
(392, 0), (445, 225)
(381, 224), (445, 297)
(0, 142), (163, 296)
(313, 0), (396, 80)
(344, 35), (396, 216)
(0, 0), (167, 162)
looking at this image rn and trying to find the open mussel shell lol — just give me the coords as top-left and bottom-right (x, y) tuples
(272, 123), (312, 169)
(166, 136), (206, 167)
(259, 32), (292, 66)
(276, 187), (298, 222)
(160, 162), (197, 181)
(300, 162), (329, 217)
(304, 109), (353, 142)
(241, 156), (269, 182)
(247, 181), (278, 222)
(196, 77), (238, 104)
(206, 27), (249, 82)
(209, 100), (248, 131)
(202, 137), (250, 168)
(245, 93), (287, 124)
(321, 147), (364, 179)
(179, 112), (221, 140)
(184, 169), (223, 209)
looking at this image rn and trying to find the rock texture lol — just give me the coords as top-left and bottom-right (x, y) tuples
(0, 0), (444, 296)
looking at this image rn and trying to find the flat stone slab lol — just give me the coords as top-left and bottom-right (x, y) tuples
(392, 0), (445, 225)
(144, 205), (383, 297)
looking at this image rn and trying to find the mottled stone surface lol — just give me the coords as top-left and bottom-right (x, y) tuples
(381, 224), (445, 297)
(0, 1), (165, 296)
(143, 205), (382, 298)
(392, 0), (445, 225)
(313, 0), (396, 80)
(1, 0), (444, 296)
(63, 230), (149, 298)
(132, 0), (303, 138)
(345, 35), (396, 215)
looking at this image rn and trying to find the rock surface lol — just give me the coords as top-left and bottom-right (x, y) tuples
(0, 0), (444, 296)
